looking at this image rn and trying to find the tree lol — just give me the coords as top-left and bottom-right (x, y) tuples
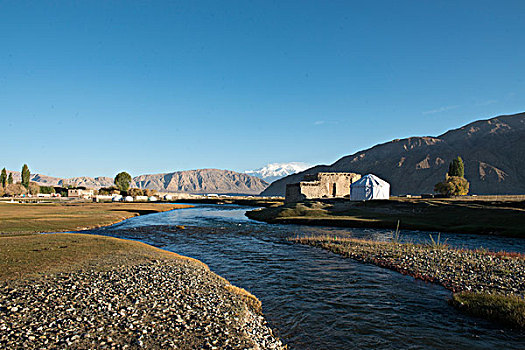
(7, 173), (13, 185)
(434, 175), (469, 196)
(143, 188), (157, 197)
(28, 182), (40, 195)
(5, 183), (27, 197)
(114, 172), (132, 192)
(128, 188), (144, 197)
(0, 168), (6, 188)
(39, 186), (56, 194)
(21, 164), (30, 189)
(98, 187), (120, 195)
(448, 156), (465, 178)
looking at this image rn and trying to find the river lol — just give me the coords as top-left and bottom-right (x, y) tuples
(86, 204), (525, 349)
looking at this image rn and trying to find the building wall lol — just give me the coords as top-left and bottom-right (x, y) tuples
(285, 172), (361, 203)
(68, 189), (94, 198)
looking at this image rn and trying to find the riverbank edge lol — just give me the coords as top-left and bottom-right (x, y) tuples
(292, 236), (525, 330)
(245, 200), (525, 237)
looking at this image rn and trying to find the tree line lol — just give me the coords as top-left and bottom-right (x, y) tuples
(0, 164), (57, 197)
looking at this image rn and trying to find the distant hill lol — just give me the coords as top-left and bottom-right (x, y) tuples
(6, 169), (269, 195)
(133, 169), (268, 194)
(245, 162), (310, 183)
(261, 112), (525, 196)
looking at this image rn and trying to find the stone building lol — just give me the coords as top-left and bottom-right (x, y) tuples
(285, 172), (361, 203)
(68, 188), (94, 199)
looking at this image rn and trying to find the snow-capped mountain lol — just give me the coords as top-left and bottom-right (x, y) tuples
(245, 162), (311, 183)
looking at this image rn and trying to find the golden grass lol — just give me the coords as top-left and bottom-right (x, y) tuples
(0, 202), (191, 235)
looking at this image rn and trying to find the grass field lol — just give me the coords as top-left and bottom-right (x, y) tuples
(247, 198), (525, 236)
(0, 233), (201, 281)
(0, 202), (191, 235)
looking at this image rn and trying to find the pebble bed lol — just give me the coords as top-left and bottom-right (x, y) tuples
(0, 260), (284, 349)
(295, 237), (525, 297)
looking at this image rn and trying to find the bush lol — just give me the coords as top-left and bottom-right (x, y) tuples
(39, 186), (56, 194)
(28, 182), (40, 195)
(128, 188), (144, 197)
(5, 183), (27, 196)
(143, 189), (157, 197)
(99, 187), (120, 196)
(451, 292), (525, 329)
(434, 175), (469, 196)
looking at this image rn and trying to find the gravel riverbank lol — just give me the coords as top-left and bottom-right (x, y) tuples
(293, 236), (525, 328)
(0, 257), (284, 349)
(294, 236), (525, 296)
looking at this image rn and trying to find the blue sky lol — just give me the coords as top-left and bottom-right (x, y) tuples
(1, 1), (524, 178)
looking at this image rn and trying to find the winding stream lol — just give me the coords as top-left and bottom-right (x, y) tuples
(87, 204), (525, 349)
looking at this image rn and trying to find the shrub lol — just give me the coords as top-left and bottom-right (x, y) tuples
(98, 187), (120, 195)
(451, 292), (525, 329)
(143, 188), (157, 197)
(39, 186), (56, 194)
(28, 182), (40, 195)
(434, 175), (469, 196)
(128, 188), (144, 197)
(5, 183), (27, 196)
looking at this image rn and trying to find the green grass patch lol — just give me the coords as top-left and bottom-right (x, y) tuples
(0, 202), (191, 235)
(451, 292), (525, 329)
(247, 198), (525, 236)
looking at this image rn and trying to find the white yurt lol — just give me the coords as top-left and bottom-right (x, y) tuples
(350, 174), (390, 201)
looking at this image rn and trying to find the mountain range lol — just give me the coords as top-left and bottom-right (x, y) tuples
(244, 162), (310, 183)
(261, 112), (525, 196)
(6, 169), (268, 195)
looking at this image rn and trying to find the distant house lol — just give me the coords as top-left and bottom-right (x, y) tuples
(350, 174), (390, 201)
(285, 172), (362, 203)
(68, 189), (94, 199)
(94, 195), (114, 202)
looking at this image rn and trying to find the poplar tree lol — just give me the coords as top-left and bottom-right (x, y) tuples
(7, 173), (13, 185)
(448, 156), (465, 178)
(0, 168), (6, 187)
(21, 164), (30, 189)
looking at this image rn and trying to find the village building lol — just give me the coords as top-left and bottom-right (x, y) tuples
(285, 172), (361, 203)
(67, 188), (94, 199)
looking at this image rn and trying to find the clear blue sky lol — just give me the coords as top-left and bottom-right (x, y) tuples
(1, 1), (524, 178)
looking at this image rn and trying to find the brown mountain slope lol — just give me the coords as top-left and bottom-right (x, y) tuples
(262, 112), (525, 196)
(133, 169), (269, 194)
(7, 169), (268, 195)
